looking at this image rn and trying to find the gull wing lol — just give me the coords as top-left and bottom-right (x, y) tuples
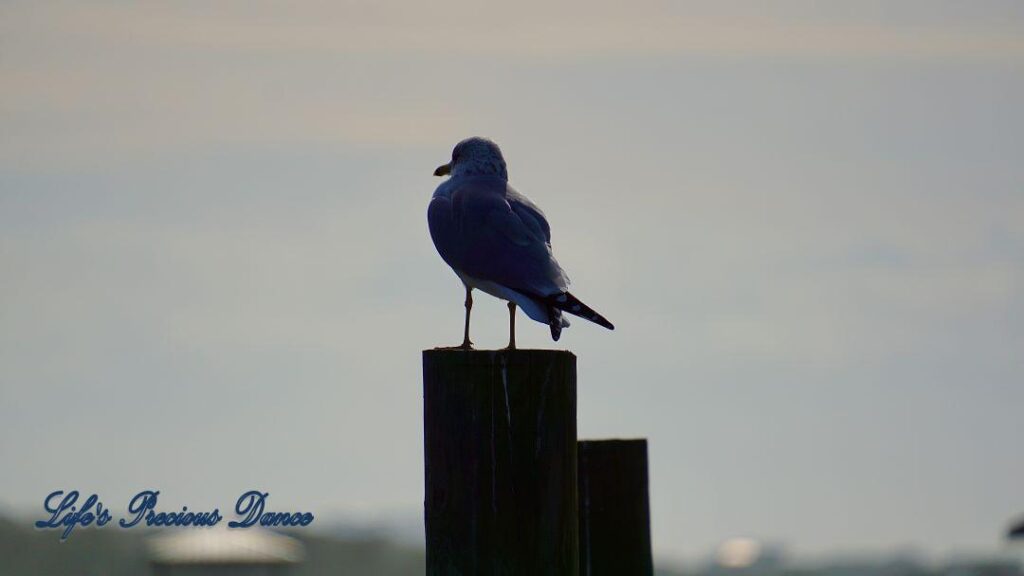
(428, 176), (569, 297)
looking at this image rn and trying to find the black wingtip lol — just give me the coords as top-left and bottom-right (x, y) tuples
(549, 292), (614, 331)
(589, 314), (614, 330)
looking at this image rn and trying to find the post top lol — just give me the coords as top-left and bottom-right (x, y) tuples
(578, 438), (648, 447)
(423, 348), (575, 356)
(578, 438), (649, 455)
(422, 348), (576, 366)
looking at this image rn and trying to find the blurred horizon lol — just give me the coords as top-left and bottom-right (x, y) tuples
(3, 509), (1023, 574)
(2, 0), (1022, 566)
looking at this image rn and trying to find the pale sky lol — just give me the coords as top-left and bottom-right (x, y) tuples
(1, 0), (1023, 566)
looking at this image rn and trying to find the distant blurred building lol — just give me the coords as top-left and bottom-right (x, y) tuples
(148, 527), (304, 576)
(1009, 518), (1024, 540)
(943, 559), (1021, 576)
(1007, 517), (1024, 573)
(704, 538), (786, 576)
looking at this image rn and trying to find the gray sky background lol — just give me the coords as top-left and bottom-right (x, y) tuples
(2, 0), (1023, 565)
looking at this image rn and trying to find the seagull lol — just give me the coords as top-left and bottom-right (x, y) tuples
(427, 137), (614, 349)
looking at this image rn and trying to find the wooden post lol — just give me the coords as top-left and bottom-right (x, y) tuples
(578, 439), (653, 576)
(423, 349), (578, 576)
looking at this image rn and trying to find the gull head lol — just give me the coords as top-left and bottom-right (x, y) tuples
(434, 137), (508, 181)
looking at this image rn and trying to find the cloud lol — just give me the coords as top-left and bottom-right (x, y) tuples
(3, 1), (1021, 170)
(6, 1), (1023, 61)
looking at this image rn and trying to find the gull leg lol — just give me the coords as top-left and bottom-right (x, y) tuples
(460, 286), (474, 349)
(505, 301), (517, 350)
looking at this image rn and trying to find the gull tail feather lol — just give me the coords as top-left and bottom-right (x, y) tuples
(546, 292), (614, 331)
(545, 304), (564, 341)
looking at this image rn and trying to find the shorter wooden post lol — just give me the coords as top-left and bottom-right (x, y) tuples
(578, 438), (653, 576)
(423, 349), (578, 576)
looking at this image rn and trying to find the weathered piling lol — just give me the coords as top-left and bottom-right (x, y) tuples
(578, 438), (653, 575)
(423, 349), (578, 576)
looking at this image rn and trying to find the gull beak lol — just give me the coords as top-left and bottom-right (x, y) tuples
(433, 163), (451, 177)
